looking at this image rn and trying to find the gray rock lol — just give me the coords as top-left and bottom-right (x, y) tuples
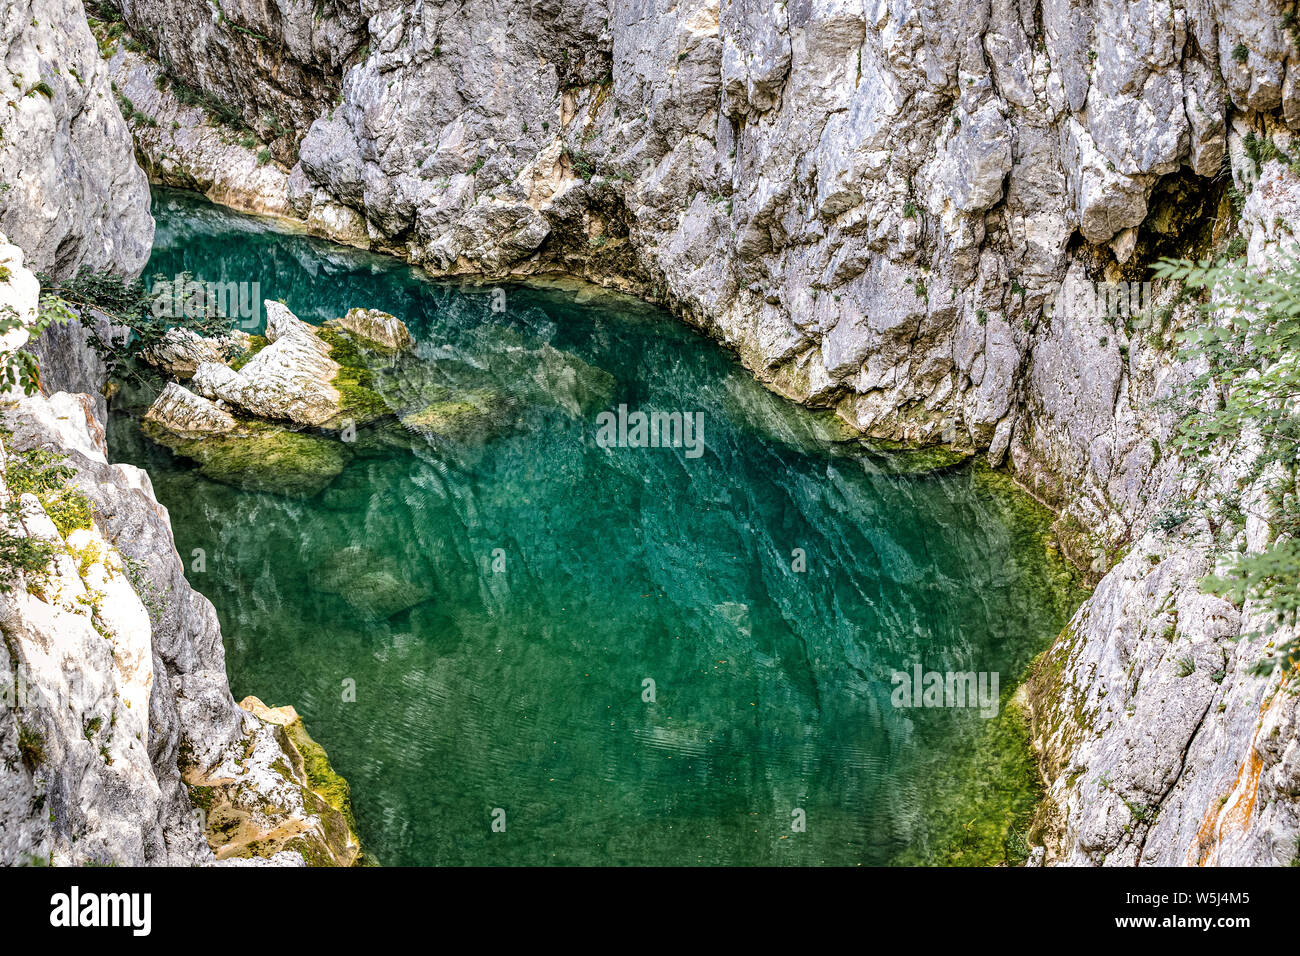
(0, 0), (153, 277)
(144, 381), (238, 437)
(328, 307), (414, 351)
(141, 327), (253, 380)
(191, 302), (342, 426)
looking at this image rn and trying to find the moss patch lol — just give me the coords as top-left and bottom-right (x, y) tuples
(400, 396), (504, 442)
(896, 694), (1044, 866)
(284, 718), (358, 835)
(316, 325), (394, 425)
(142, 419), (347, 498)
(228, 334), (269, 371)
(864, 439), (972, 474)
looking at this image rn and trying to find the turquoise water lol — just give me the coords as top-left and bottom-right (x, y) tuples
(108, 189), (1082, 865)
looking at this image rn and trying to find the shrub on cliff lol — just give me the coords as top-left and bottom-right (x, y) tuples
(35, 267), (234, 380)
(1156, 247), (1300, 674)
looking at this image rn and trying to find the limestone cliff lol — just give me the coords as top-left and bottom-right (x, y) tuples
(0, 6), (361, 864)
(0, 0), (153, 277)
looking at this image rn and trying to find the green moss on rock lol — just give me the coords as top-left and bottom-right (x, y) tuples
(316, 325), (394, 426)
(228, 334), (269, 371)
(284, 718), (358, 835)
(896, 692), (1045, 866)
(864, 439), (972, 474)
(399, 389), (513, 443)
(142, 419), (347, 498)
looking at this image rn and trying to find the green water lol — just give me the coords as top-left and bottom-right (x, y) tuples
(108, 189), (1084, 866)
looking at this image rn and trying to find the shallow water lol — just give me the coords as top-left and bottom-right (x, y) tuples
(108, 189), (1084, 865)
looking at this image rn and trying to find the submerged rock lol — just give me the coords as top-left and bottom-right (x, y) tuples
(311, 545), (434, 620)
(136, 300), (521, 496)
(399, 389), (514, 443)
(143, 419), (348, 498)
(530, 343), (617, 417)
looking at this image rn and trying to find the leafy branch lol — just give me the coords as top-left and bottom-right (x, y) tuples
(1154, 247), (1300, 674)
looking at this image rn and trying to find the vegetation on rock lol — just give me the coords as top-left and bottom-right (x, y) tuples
(1156, 247), (1300, 673)
(0, 426), (96, 589)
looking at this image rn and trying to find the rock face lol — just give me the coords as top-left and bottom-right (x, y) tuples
(0, 236), (361, 865)
(116, 0), (365, 157)
(141, 327), (254, 380)
(191, 302), (342, 426)
(106, 0), (1260, 451)
(102, 42), (295, 218)
(1020, 154), (1300, 867)
(0, 0), (153, 277)
(330, 307), (414, 352)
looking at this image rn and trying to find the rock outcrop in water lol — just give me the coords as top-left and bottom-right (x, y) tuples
(138, 298), (525, 496)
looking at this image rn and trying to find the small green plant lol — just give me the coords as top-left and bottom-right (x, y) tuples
(168, 76), (250, 132)
(1232, 43), (1249, 64)
(17, 721), (46, 770)
(1, 440), (96, 539)
(566, 148), (594, 180)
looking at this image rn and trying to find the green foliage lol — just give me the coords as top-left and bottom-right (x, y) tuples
(114, 90), (156, 128)
(1153, 247), (1300, 673)
(0, 294), (75, 396)
(86, 1), (122, 24)
(166, 75), (250, 132)
(34, 266), (150, 318)
(0, 438), (96, 584)
(566, 147), (594, 181)
(0, 526), (57, 593)
(17, 721), (46, 770)
(36, 267), (234, 380)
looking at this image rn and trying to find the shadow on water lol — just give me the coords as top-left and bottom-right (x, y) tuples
(107, 188), (1087, 865)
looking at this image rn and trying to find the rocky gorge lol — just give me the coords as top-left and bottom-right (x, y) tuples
(0, 0), (1298, 866)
